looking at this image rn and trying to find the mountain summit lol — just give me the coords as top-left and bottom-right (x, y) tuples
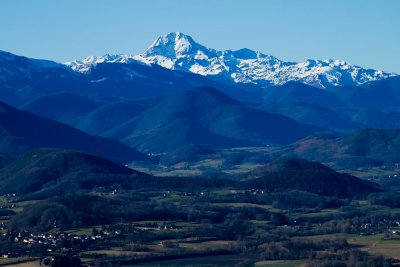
(64, 32), (395, 88)
(141, 32), (210, 60)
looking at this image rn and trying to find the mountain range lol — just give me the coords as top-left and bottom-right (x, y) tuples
(0, 48), (261, 107)
(103, 87), (320, 152)
(1, 32), (400, 156)
(65, 32), (395, 89)
(3, 29), (400, 267)
(21, 87), (319, 153)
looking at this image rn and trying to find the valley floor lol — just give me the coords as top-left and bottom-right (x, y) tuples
(2, 189), (400, 266)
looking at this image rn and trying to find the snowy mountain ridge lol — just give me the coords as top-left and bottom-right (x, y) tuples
(64, 32), (395, 88)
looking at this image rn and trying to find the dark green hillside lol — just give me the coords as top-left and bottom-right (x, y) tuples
(243, 158), (380, 197)
(9, 195), (118, 231)
(260, 103), (363, 131)
(262, 102), (400, 131)
(0, 148), (238, 199)
(250, 157), (332, 174)
(159, 144), (215, 166)
(0, 149), (147, 196)
(339, 108), (400, 129)
(0, 153), (14, 169)
(342, 129), (400, 160)
(288, 128), (400, 167)
(76, 96), (165, 135)
(106, 87), (320, 152)
(0, 101), (148, 163)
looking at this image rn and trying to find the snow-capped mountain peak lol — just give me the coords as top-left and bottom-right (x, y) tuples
(136, 32), (219, 70)
(63, 32), (396, 88)
(64, 53), (139, 73)
(143, 32), (203, 58)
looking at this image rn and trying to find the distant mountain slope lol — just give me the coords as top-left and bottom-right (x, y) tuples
(338, 108), (400, 129)
(347, 76), (400, 111)
(244, 158), (380, 197)
(105, 87), (321, 152)
(261, 102), (400, 131)
(76, 96), (165, 135)
(67, 32), (395, 88)
(22, 93), (103, 125)
(261, 82), (346, 108)
(0, 149), (146, 196)
(21, 94), (165, 136)
(260, 103), (363, 131)
(0, 50), (73, 106)
(0, 101), (148, 163)
(285, 129), (400, 167)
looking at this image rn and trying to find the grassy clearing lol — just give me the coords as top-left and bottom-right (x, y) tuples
(251, 220), (271, 225)
(0, 258), (39, 266)
(0, 196), (7, 205)
(82, 249), (150, 256)
(65, 226), (95, 236)
(133, 220), (195, 226)
(213, 202), (281, 212)
(212, 189), (243, 195)
(223, 163), (264, 175)
(157, 169), (203, 177)
(346, 234), (400, 259)
(179, 240), (233, 250)
(292, 208), (343, 219)
(256, 260), (307, 267)
(304, 233), (400, 259)
(125, 254), (259, 266)
(344, 167), (398, 179)
(10, 200), (40, 213)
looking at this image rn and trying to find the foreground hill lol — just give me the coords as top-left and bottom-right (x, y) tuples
(105, 87), (321, 152)
(0, 149), (236, 200)
(0, 149), (147, 197)
(0, 101), (148, 163)
(244, 158), (380, 197)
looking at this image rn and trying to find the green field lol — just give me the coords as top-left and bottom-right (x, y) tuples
(125, 254), (259, 266)
(65, 226), (96, 236)
(11, 200), (40, 213)
(305, 233), (400, 259)
(256, 260), (307, 267)
(0, 258), (39, 266)
(213, 202), (281, 212)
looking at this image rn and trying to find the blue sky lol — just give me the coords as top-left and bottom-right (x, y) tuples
(1, 0), (399, 72)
